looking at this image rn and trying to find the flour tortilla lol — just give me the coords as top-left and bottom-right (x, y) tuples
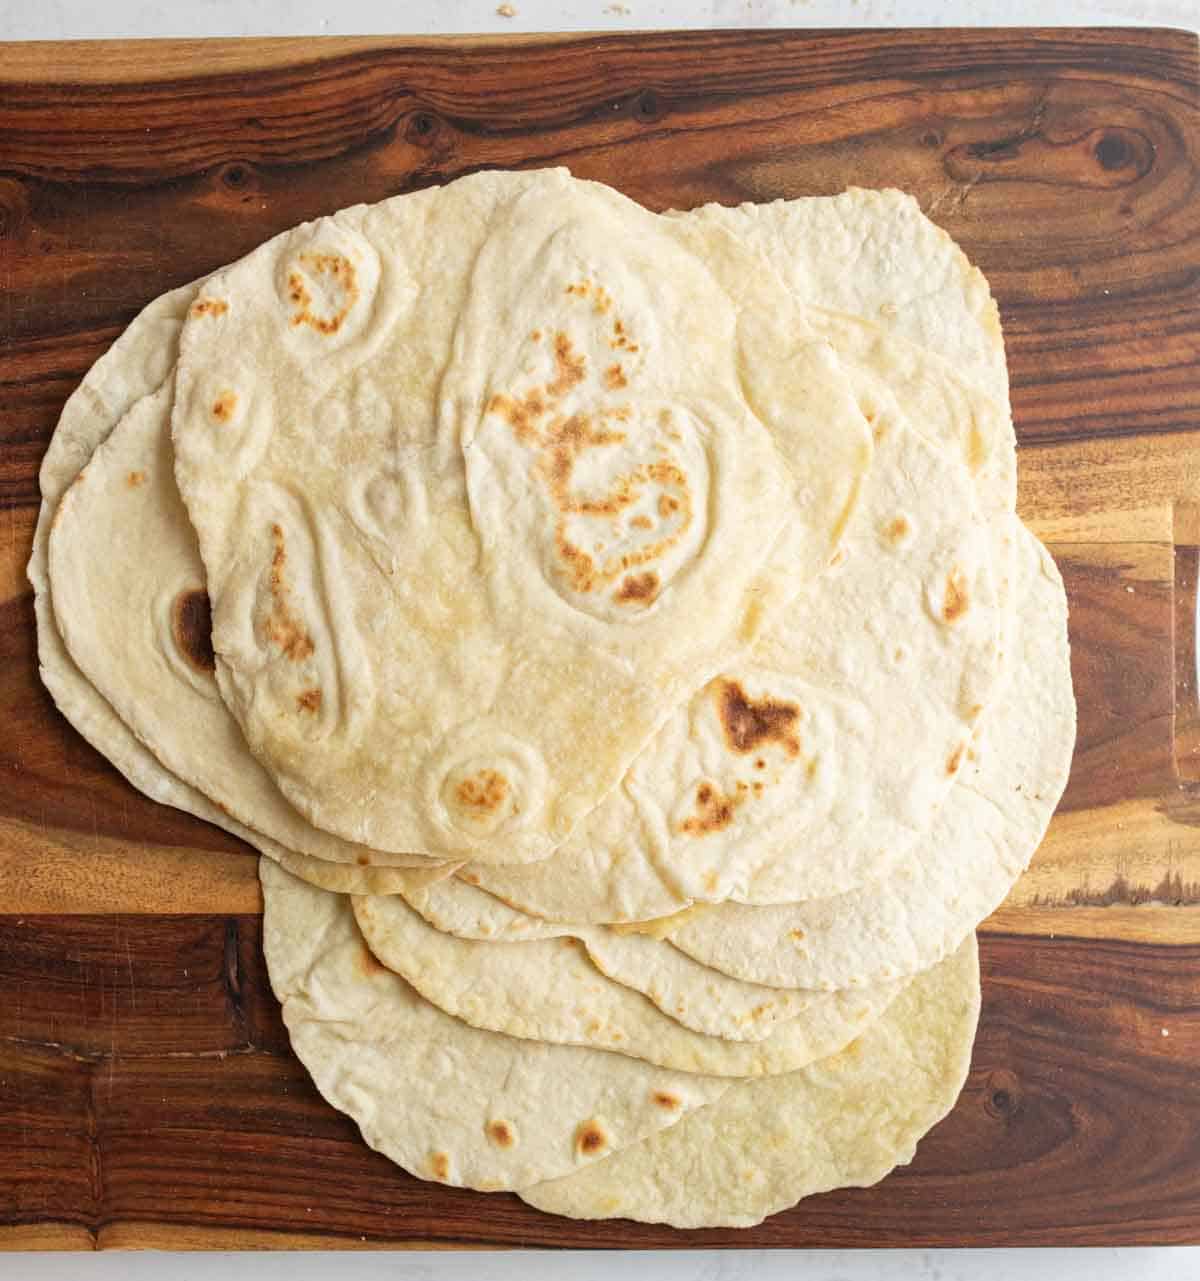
(48, 380), (445, 871)
(261, 859), (730, 1191)
(668, 522), (1074, 989)
(520, 936), (979, 1228)
(352, 890), (903, 1075)
(172, 168), (869, 863)
(28, 274), (452, 891)
(467, 400), (1002, 917)
(403, 521), (1070, 998)
(677, 188), (1009, 409)
(387, 874), (820, 1046)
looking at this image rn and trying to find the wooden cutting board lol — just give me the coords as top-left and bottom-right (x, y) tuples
(1, 27), (1199, 1250)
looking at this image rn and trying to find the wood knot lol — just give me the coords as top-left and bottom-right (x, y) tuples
(219, 162), (254, 191)
(406, 111), (440, 146)
(633, 88), (664, 124)
(1093, 130), (1133, 171)
(984, 1069), (1022, 1121)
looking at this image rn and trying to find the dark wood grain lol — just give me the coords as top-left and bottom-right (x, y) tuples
(2, 918), (1198, 1248)
(1, 28), (1199, 1247)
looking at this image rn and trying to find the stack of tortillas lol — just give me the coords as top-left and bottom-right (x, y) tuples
(33, 168), (1075, 1229)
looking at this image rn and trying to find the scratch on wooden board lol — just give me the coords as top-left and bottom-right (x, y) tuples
(1030, 869), (1200, 909)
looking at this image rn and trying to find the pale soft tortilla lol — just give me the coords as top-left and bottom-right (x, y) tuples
(48, 380), (445, 871)
(668, 523), (1075, 989)
(172, 168), (870, 863)
(352, 890), (903, 1075)
(520, 936), (980, 1228)
(677, 187), (1010, 408)
(28, 284), (451, 891)
(465, 402), (1003, 918)
(260, 859), (730, 1191)
(399, 522), (1071, 1009)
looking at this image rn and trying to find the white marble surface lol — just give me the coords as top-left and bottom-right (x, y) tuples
(6, 1247), (1200, 1278)
(4, 1), (1198, 1276)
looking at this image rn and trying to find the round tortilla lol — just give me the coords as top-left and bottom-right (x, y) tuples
(520, 935), (980, 1228)
(261, 858), (731, 1191)
(172, 168), (870, 863)
(461, 402), (1003, 917)
(47, 380), (446, 871)
(353, 889), (903, 1075)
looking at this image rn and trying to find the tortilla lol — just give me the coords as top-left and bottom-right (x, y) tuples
(520, 936), (980, 1227)
(48, 380), (444, 870)
(261, 859), (730, 1191)
(352, 890), (903, 1075)
(678, 187), (1009, 408)
(465, 400), (1002, 917)
(401, 521), (1070, 996)
(668, 523), (1074, 989)
(172, 168), (869, 863)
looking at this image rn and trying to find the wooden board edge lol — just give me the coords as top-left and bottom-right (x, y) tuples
(0, 33), (597, 83)
(2, 26), (1198, 86)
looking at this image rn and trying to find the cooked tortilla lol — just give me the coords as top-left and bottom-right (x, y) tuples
(172, 169), (870, 863)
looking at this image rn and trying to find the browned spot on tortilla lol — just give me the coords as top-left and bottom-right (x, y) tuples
(966, 703), (983, 722)
(717, 680), (801, 758)
(296, 687), (322, 714)
(967, 421), (987, 473)
(942, 568), (970, 624)
(565, 281), (591, 298)
(604, 363), (627, 391)
(610, 317), (636, 350)
(614, 571), (659, 606)
(658, 493), (680, 517)
(884, 516), (910, 545)
(680, 780), (746, 837)
(752, 781), (765, 797)
(652, 1091), (681, 1110)
(546, 331), (586, 398)
(288, 252), (358, 335)
(755, 758), (766, 770)
(738, 596), (764, 645)
(790, 928), (806, 942)
(429, 1151), (451, 1180)
(530, 329), (542, 342)
(894, 647), (905, 663)
(356, 853), (371, 867)
(265, 523), (315, 662)
(576, 1119), (608, 1157)
(630, 514), (653, 530)
(702, 869), (719, 893)
(211, 391), (237, 423)
(126, 470), (146, 488)
(946, 742), (967, 776)
(486, 1120), (516, 1148)
(830, 548), (846, 567)
(592, 285), (613, 315)
(488, 388), (549, 445)
(190, 298), (228, 318)
(357, 944), (386, 977)
(171, 589), (215, 674)
(806, 757), (819, 781)
(455, 769), (509, 815)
